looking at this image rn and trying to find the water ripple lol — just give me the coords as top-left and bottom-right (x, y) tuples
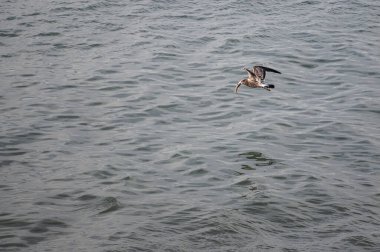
(0, 0), (379, 251)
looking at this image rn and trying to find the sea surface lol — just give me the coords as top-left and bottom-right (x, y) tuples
(1, 0), (380, 251)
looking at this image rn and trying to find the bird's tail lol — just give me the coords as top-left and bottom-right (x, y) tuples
(264, 84), (275, 89)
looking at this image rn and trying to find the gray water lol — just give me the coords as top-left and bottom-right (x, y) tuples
(1, 0), (380, 251)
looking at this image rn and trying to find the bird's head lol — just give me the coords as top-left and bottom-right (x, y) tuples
(235, 79), (247, 93)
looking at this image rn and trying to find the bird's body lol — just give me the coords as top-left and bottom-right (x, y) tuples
(235, 66), (281, 93)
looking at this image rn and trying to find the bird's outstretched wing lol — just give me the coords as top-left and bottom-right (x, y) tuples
(253, 66), (281, 80)
(243, 67), (256, 80)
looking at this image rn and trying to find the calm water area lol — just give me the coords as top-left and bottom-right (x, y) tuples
(1, 0), (380, 251)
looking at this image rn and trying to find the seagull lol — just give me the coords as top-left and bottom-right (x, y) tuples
(235, 66), (281, 93)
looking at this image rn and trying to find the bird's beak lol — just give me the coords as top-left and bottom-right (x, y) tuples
(235, 81), (242, 93)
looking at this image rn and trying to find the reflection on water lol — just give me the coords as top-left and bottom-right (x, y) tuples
(239, 151), (276, 167)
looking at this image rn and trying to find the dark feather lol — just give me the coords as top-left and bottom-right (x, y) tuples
(261, 66), (281, 74)
(254, 66), (281, 80)
(244, 68), (256, 80)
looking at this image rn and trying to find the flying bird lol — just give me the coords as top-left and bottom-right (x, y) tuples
(235, 66), (281, 93)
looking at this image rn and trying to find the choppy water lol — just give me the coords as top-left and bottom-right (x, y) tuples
(1, 0), (380, 251)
